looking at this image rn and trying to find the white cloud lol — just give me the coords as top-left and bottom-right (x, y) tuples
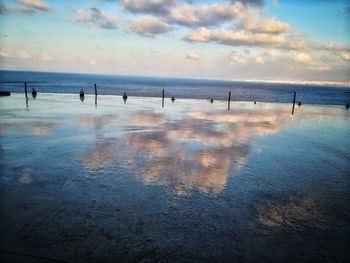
(224, 48), (330, 70)
(326, 46), (350, 62)
(242, 17), (290, 34)
(168, 2), (245, 27)
(288, 52), (312, 64)
(263, 48), (280, 58)
(228, 52), (248, 64)
(120, 0), (176, 14)
(338, 51), (350, 61)
(287, 52), (330, 70)
(88, 58), (98, 65)
(0, 0), (49, 13)
(186, 52), (201, 60)
(255, 56), (264, 64)
(75, 8), (117, 29)
(304, 42), (350, 62)
(261, 49), (330, 70)
(19, 0), (49, 11)
(0, 3), (32, 13)
(40, 52), (55, 61)
(183, 27), (303, 49)
(0, 49), (32, 59)
(128, 16), (171, 37)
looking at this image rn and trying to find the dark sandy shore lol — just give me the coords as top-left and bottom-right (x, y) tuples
(1, 94), (349, 262)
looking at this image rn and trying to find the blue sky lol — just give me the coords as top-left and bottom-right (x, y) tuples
(0, 0), (349, 82)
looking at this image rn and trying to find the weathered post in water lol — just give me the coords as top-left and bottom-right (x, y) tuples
(292, 91), (296, 115)
(24, 82), (28, 99)
(162, 89), (164, 108)
(94, 83), (97, 106)
(228, 91), (231, 111)
(24, 82), (28, 110)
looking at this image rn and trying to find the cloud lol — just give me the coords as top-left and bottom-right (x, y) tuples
(0, 3), (32, 13)
(19, 0), (49, 11)
(337, 51), (350, 61)
(308, 42), (350, 62)
(288, 51), (312, 64)
(168, 2), (245, 27)
(0, 49), (32, 59)
(261, 49), (330, 70)
(120, 0), (176, 14)
(242, 17), (290, 34)
(186, 52), (200, 60)
(287, 51), (330, 70)
(255, 56), (264, 64)
(232, 0), (264, 6)
(183, 27), (303, 49)
(228, 52), (247, 64)
(128, 16), (171, 37)
(88, 58), (98, 65)
(272, 0), (279, 6)
(325, 46), (350, 62)
(75, 8), (117, 29)
(0, 0), (49, 13)
(263, 48), (280, 58)
(40, 52), (56, 61)
(224, 48), (330, 70)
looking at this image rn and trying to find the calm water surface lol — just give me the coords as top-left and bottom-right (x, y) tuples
(1, 70), (350, 105)
(0, 94), (349, 262)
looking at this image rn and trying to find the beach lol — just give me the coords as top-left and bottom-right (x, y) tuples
(0, 93), (349, 262)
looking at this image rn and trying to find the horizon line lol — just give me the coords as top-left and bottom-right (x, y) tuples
(1, 68), (349, 87)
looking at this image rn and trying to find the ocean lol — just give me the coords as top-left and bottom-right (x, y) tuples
(0, 70), (349, 105)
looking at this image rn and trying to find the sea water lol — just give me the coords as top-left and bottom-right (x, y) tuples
(1, 70), (349, 105)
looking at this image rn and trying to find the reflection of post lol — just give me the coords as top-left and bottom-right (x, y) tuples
(94, 83), (97, 107)
(162, 89), (164, 108)
(228, 91), (231, 111)
(292, 91), (296, 115)
(24, 82), (28, 99)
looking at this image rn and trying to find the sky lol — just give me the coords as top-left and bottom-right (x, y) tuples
(0, 0), (349, 82)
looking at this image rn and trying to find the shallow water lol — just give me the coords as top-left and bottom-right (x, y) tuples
(0, 94), (349, 262)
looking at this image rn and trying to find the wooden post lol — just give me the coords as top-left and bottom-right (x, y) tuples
(228, 91), (231, 111)
(292, 91), (296, 115)
(24, 82), (28, 99)
(25, 82), (28, 110)
(162, 89), (164, 108)
(94, 83), (97, 106)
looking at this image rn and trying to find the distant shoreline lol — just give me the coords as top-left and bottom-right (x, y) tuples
(237, 79), (350, 88)
(1, 69), (349, 88)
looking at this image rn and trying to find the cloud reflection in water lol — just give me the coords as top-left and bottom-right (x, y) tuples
(81, 104), (346, 195)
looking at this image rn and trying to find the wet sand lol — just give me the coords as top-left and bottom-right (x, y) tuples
(0, 94), (349, 262)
